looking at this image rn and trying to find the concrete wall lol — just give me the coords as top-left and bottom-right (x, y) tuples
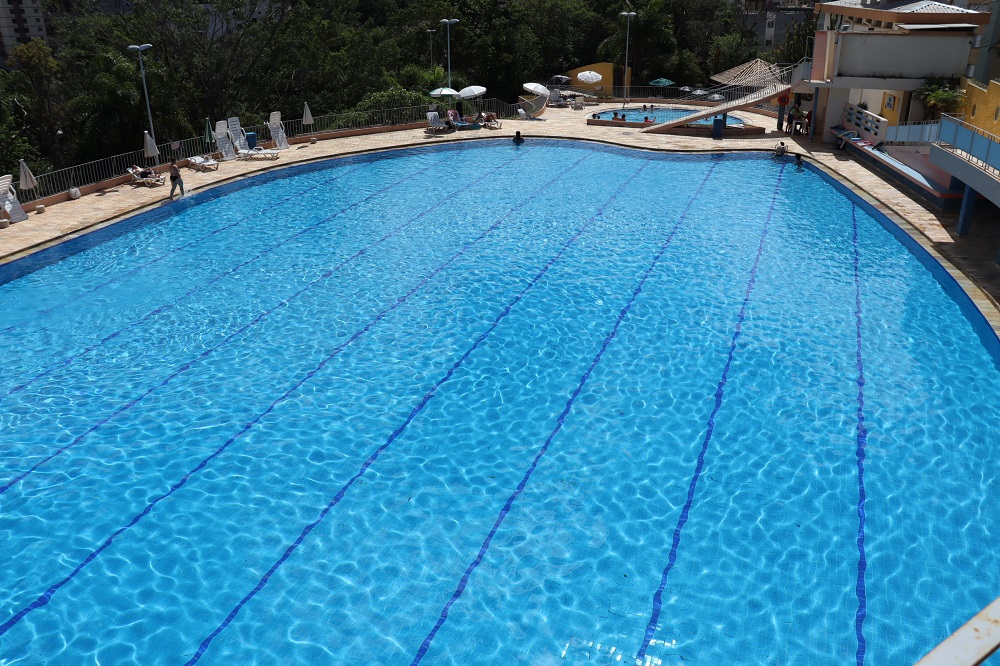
(837, 33), (971, 79)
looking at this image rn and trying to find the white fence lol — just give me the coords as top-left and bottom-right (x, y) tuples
(884, 120), (940, 146)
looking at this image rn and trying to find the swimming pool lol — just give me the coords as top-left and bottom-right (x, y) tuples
(596, 107), (746, 125)
(1, 140), (999, 665)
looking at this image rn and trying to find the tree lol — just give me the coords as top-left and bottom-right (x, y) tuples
(597, 0), (676, 86)
(914, 78), (964, 120)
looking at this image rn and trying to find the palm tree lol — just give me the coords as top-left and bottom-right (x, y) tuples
(914, 78), (964, 120)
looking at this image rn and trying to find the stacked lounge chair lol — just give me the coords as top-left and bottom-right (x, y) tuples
(0, 175), (28, 223)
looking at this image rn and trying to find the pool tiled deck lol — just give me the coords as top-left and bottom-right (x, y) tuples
(4, 103), (1000, 331)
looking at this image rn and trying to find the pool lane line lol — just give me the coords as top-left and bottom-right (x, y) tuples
(850, 204), (870, 666)
(409, 162), (719, 666)
(182, 155), (642, 666)
(0, 155), (522, 496)
(0, 153), (594, 641)
(633, 163), (786, 665)
(0, 164), (368, 336)
(0, 151), (527, 402)
(0, 166), (408, 400)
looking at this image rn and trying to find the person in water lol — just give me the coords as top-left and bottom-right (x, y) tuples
(513, 131), (524, 144)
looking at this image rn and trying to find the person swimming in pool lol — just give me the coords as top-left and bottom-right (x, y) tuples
(513, 131), (524, 144)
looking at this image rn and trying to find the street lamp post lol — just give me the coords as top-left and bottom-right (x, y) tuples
(128, 43), (156, 144)
(439, 18), (459, 89)
(427, 29), (436, 67)
(620, 11), (636, 103)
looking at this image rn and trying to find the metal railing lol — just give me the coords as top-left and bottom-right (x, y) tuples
(936, 113), (1000, 178)
(883, 120), (941, 146)
(12, 98), (520, 205)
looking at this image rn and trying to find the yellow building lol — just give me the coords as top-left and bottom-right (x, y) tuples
(562, 62), (623, 95)
(960, 77), (1000, 136)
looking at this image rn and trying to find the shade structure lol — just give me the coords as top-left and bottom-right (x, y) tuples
(18, 159), (37, 190)
(710, 58), (783, 86)
(648, 77), (675, 87)
(203, 118), (215, 145)
(577, 70), (602, 84)
(429, 87), (460, 97)
(303, 102), (314, 126)
(143, 131), (159, 159)
(458, 85), (486, 99)
(522, 82), (550, 97)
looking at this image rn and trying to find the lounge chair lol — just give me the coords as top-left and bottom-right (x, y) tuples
(447, 109), (477, 130)
(215, 121), (237, 161)
(127, 166), (164, 187)
(188, 155), (219, 171)
(236, 146), (280, 161)
(268, 111), (289, 150)
(426, 111), (453, 133)
(228, 117), (250, 152)
(480, 113), (502, 130)
(517, 108), (545, 121)
(0, 175), (27, 223)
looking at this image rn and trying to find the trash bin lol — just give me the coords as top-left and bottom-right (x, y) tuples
(246, 131), (257, 149)
(711, 117), (724, 139)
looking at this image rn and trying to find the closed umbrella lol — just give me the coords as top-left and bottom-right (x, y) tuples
(577, 71), (602, 84)
(203, 118), (215, 145)
(522, 82), (549, 97)
(18, 159), (37, 191)
(303, 102), (314, 126)
(458, 85), (486, 99)
(429, 87), (460, 97)
(143, 130), (159, 159)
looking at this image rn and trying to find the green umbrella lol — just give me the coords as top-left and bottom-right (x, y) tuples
(203, 118), (215, 145)
(648, 78), (675, 87)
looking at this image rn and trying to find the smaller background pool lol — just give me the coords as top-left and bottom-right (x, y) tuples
(596, 107), (746, 126)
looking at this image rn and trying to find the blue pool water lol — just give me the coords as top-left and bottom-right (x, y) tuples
(1, 140), (1000, 665)
(596, 107), (746, 125)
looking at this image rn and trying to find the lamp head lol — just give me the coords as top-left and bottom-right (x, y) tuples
(440, 18), (458, 25)
(620, 11), (636, 17)
(128, 43), (153, 53)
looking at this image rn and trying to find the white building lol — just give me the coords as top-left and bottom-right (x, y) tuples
(0, 0), (46, 62)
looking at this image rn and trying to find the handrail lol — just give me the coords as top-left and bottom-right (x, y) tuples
(11, 98), (519, 205)
(935, 113), (1000, 178)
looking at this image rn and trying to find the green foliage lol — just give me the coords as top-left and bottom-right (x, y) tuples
(765, 14), (817, 65)
(355, 86), (430, 111)
(914, 77), (964, 119)
(0, 0), (787, 172)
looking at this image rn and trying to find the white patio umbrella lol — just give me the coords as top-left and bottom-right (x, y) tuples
(429, 87), (460, 97)
(707, 93), (725, 102)
(18, 159), (37, 191)
(303, 102), (314, 126)
(143, 130), (159, 159)
(522, 82), (549, 97)
(577, 70), (602, 84)
(692, 89), (708, 96)
(458, 85), (486, 99)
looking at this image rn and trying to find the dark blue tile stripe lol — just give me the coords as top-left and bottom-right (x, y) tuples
(0, 166), (421, 401)
(0, 154), (591, 640)
(409, 163), (719, 666)
(634, 164), (786, 664)
(0, 164), (371, 335)
(182, 152), (613, 666)
(851, 204), (869, 666)
(0, 157), (516, 496)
